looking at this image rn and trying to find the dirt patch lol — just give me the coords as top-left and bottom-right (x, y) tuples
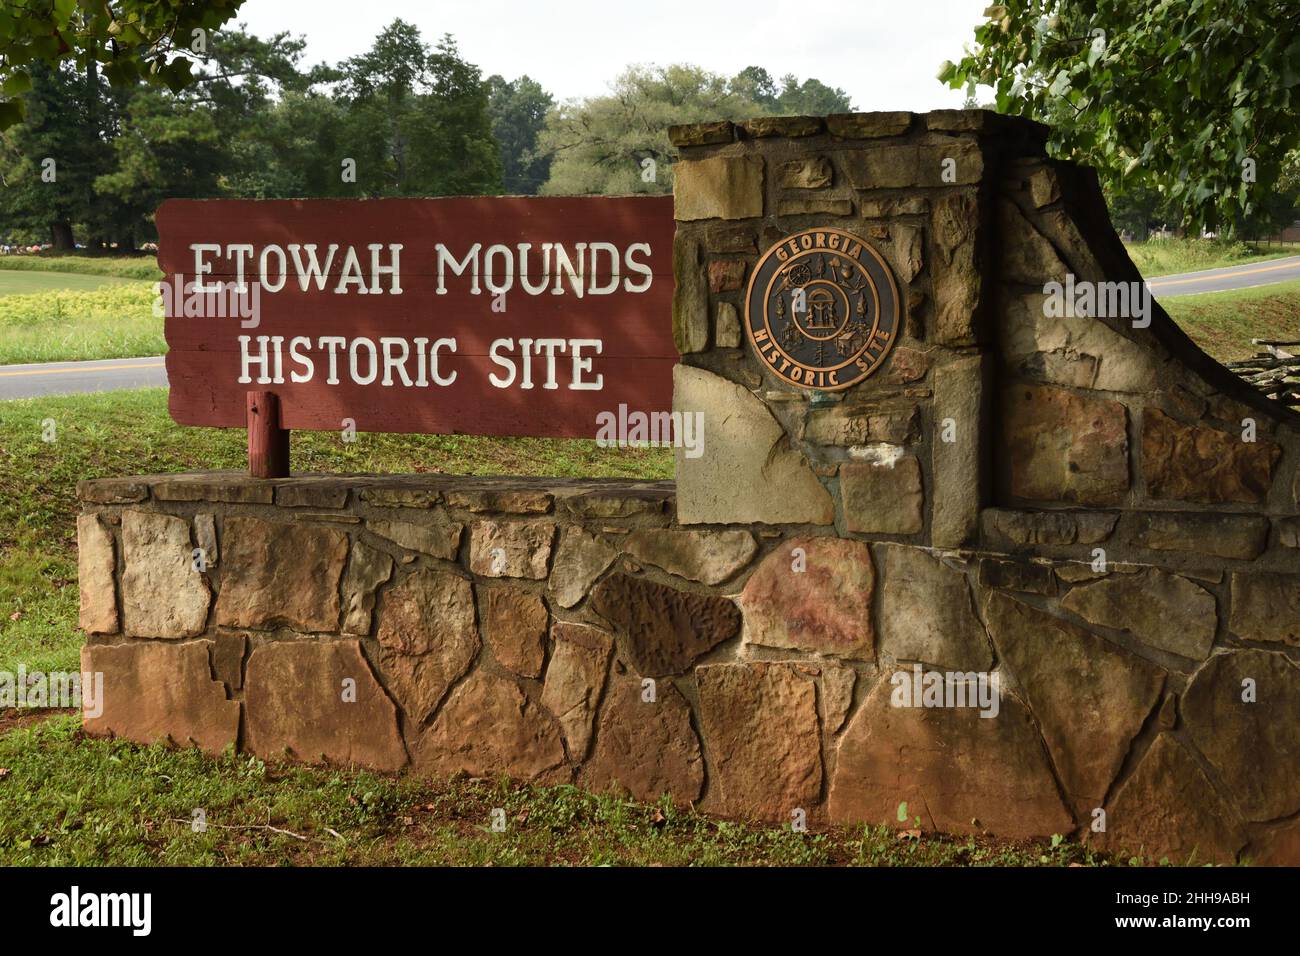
(0, 707), (73, 736)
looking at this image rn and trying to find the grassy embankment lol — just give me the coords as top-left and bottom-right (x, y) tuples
(0, 255), (161, 364)
(1123, 237), (1297, 277)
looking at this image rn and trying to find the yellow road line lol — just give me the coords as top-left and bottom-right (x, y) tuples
(0, 361), (164, 378)
(1148, 258), (1300, 287)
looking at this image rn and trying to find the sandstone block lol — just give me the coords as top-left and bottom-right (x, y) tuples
(375, 569), (479, 723)
(77, 513), (118, 635)
(215, 518), (348, 632)
(82, 641), (238, 754)
(985, 591), (1165, 815)
(482, 586), (548, 678)
(673, 155), (764, 221)
(589, 572), (740, 677)
(244, 639), (406, 771)
(1228, 573), (1300, 646)
(697, 662), (822, 820)
(1142, 408), (1279, 504)
(121, 510), (210, 638)
(540, 622), (614, 760)
(366, 516), (462, 559)
(878, 545), (990, 669)
(469, 521), (555, 579)
(673, 365), (834, 525)
(579, 678), (704, 805)
(549, 527), (617, 608)
(739, 536), (874, 659)
(1183, 649), (1300, 821)
(829, 669), (1072, 839)
(779, 156), (833, 189)
(841, 456), (924, 535)
(341, 541), (394, 635)
(1060, 568), (1216, 660)
(414, 670), (567, 782)
(1003, 385), (1129, 506)
(623, 528), (756, 585)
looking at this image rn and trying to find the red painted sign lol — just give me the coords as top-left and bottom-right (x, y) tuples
(157, 197), (676, 439)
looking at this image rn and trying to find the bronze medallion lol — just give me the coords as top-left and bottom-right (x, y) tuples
(744, 227), (901, 390)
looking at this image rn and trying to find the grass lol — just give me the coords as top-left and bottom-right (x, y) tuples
(0, 714), (1118, 866)
(0, 254), (160, 280)
(1123, 237), (1298, 277)
(0, 271), (141, 295)
(0, 281), (162, 364)
(1160, 278), (1300, 362)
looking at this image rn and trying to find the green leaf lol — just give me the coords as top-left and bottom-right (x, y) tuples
(1, 68), (30, 95)
(0, 98), (22, 129)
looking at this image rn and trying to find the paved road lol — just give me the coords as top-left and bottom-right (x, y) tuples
(1146, 254), (1300, 297)
(1, 255), (1298, 400)
(0, 356), (167, 400)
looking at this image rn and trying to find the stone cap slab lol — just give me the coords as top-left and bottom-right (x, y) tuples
(78, 471), (676, 515)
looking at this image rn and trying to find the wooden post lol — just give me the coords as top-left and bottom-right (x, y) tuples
(247, 391), (290, 478)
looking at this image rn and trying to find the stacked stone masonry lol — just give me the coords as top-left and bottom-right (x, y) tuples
(80, 110), (1299, 865)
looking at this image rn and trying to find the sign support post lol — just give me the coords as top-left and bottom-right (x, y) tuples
(246, 391), (290, 478)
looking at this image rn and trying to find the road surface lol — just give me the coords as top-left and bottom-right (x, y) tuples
(0, 356), (167, 400)
(1, 255), (1298, 401)
(1146, 254), (1300, 297)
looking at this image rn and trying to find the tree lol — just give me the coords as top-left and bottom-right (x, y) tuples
(0, 61), (118, 247)
(941, 1), (1300, 234)
(539, 63), (851, 196)
(487, 74), (554, 194)
(774, 74), (853, 114)
(0, 0), (247, 128)
(334, 21), (500, 197)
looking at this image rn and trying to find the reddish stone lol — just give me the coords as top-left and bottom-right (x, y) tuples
(1142, 408), (1279, 504)
(707, 259), (747, 292)
(739, 536), (874, 659)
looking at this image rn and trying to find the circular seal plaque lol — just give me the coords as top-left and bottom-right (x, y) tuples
(744, 227), (901, 391)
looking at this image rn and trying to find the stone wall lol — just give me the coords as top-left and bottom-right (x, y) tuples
(77, 110), (1299, 865)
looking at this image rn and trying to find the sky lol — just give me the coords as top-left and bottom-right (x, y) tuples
(233, 0), (987, 110)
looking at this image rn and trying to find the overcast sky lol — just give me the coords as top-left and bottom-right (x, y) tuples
(233, 0), (986, 110)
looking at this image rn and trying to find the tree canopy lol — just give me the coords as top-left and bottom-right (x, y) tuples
(0, 0), (248, 128)
(942, 0), (1300, 233)
(539, 64), (852, 195)
(0, 10), (859, 245)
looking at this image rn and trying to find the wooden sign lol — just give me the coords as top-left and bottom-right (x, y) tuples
(157, 197), (677, 464)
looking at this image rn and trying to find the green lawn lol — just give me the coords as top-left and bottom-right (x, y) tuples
(0, 271), (140, 295)
(0, 280), (162, 365)
(1160, 278), (1300, 362)
(0, 254), (160, 280)
(1123, 238), (1298, 277)
(0, 714), (1119, 866)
